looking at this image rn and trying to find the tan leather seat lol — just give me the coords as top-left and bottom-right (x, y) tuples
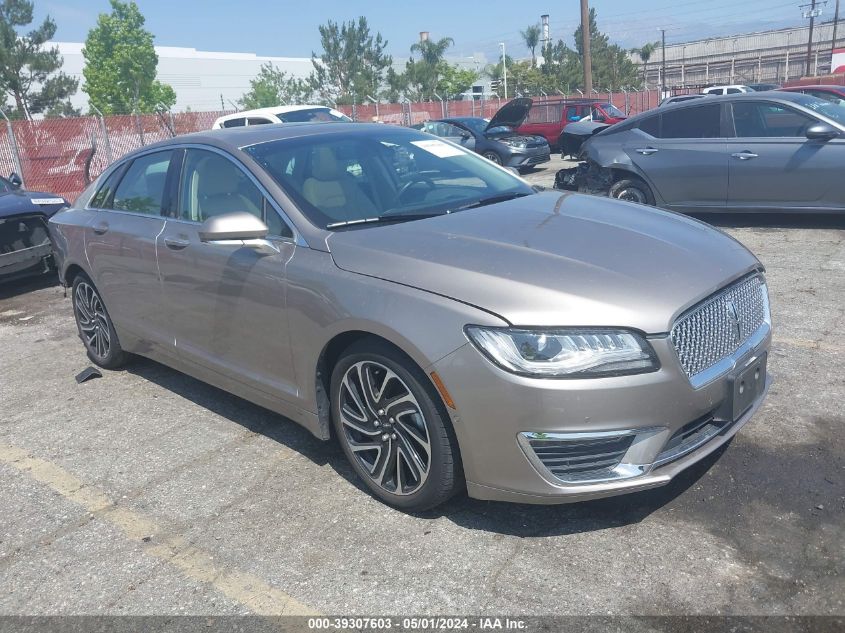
(196, 155), (261, 219)
(302, 147), (377, 220)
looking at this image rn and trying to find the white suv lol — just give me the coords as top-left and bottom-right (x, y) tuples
(212, 105), (352, 129)
(701, 85), (752, 96)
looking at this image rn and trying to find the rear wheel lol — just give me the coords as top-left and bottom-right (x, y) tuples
(71, 274), (127, 369)
(330, 339), (461, 511)
(608, 177), (655, 206)
(482, 150), (503, 165)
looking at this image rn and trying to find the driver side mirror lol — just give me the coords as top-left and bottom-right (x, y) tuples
(198, 211), (269, 242)
(8, 172), (22, 189)
(806, 122), (840, 140)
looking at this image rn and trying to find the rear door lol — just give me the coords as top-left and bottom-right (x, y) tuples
(156, 147), (299, 401)
(622, 103), (729, 209)
(84, 149), (175, 351)
(726, 100), (845, 211)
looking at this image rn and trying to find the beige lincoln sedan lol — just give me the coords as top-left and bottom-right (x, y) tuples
(49, 123), (772, 511)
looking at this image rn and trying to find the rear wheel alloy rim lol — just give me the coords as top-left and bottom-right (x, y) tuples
(74, 282), (110, 359)
(338, 361), (431, 496)
(484, 152), (502, 165)
(615, 187), (647, 203)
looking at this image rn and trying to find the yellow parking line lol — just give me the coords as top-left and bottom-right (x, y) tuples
(0, 443), (317, 615)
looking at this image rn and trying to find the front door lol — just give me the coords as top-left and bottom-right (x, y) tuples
(84, 150), (174, 352)
(157, 148), (299, 401)
(726, 100), (845, 211)
(623, 103), (729, 210)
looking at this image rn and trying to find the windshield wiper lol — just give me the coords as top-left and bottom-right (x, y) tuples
(446, 191), (531, 214)
(326, 213), (444, 229)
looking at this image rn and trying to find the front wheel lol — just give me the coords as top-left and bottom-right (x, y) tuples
(71, 274), (127, 369)
(608, 177), (655, 206)
(482, 150), (503, 165)
(330, 339), (461, 511)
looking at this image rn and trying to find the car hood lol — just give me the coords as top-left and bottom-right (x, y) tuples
(327, 192), (761, 333)
(0, 190), (67, 219)
(486, 97), (533, 132)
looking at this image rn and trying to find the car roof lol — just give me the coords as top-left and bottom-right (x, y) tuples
(124, 122), (416, 156)
(780, 84), (845, 91)
(214, 105), (333, 123)
(625, 90), (816, 122)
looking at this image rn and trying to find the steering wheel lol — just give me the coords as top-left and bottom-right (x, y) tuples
(396, 175), (436, 201)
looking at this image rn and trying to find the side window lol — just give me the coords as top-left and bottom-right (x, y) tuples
(564, 105), (578, 122)
(638, 114), (660, 137)
(178, 149), (292, 238)
(222, 117), (246, 128)
(660, 104), (721, 138)
(247, 118), (273, 126)
(732, 102), (814, 137)
(90, 168), (123, 208)
(727, 88), (742, 94)
(0, 178), (10, 193)
(112, 151), (172, 214)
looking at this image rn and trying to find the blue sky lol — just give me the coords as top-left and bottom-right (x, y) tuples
(40, 0), (808, 61)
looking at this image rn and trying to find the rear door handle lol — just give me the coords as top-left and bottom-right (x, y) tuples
(635, 147), (659, 155)
(164, 237), (190, 250)
(731, 151), (759, 160)
(92, 222), (109, 235)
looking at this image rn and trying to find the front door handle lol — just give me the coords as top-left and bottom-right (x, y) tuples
(92, 222), (109, 235)
(635, 147), (659, 155)
(164, 237), (190, 250)
(731, 151), (759, 160)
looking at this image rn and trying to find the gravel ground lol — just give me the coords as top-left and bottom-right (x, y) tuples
(0, 159), (842, 617)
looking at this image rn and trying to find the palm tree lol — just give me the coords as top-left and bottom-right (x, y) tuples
(521, 24), (542, 67)
(410, 36), (454, 67)
(631, 41), (660, 88)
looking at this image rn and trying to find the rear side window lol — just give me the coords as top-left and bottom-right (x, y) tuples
(247, 118), (273, 126)
(222, 117), (246, 128)
(112, 151), (172, 215)
(661, 104), (721, 138)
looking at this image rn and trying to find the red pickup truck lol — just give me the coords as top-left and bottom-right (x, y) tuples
(516, 99), (627, 149)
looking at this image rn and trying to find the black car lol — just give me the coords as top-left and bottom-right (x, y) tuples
(418, 98), (550, 171)
(0, 173), (68, 282)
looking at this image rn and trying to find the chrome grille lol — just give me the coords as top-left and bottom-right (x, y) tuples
(671, 275), (768, 380)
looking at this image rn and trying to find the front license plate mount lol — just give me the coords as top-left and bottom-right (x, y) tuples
(729, 352), (767, 421)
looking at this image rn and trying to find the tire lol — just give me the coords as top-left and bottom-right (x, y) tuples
(330, 338), (461, 511)
(71, 273), (127, 369)
(608, 177), (655, 206)
(482, 150), (503, 165)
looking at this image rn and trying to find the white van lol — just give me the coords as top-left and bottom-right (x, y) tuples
(701, 85), (752, 96)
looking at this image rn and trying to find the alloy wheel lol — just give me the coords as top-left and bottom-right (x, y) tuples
(613, 186), (648, 204)
(338, 361), (431, 496)
(74, 281), (111, 359)
(483, 151), (502, 165)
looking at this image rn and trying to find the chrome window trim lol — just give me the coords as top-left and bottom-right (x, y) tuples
(86, 143), (307, 247)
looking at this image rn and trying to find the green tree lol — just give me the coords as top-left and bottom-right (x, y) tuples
(404, 35), (453, 100)
(630, 41), (659, 88)
(241, 63), (311, 108)
(82, 0), (176, 114)
(309, 17), (392, 105)
(0, 0), (78, 119)
(435, 62), (478, 100)
(572, 8), (638, 91)
(520, 24), (541, 67)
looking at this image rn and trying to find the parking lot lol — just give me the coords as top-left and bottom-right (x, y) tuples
(0, 158), (843, 617)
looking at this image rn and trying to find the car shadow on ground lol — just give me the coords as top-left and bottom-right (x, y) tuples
(689, 212), (845, 230)
(0, 273), (58, 300)
(127, 356), (722, 537)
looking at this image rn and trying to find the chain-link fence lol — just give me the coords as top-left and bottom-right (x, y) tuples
(1, 90), (663, 203)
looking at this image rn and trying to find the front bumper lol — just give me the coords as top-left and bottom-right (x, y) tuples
(432, 327), (771, 504)
(504, 147), (551, 168)
(0, 214), (54, 280)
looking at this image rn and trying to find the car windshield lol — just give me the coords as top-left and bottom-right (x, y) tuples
(601, 103), (626, 118)
(244, 128), (534, 230)
(791, 94), (845, 126)
(276, 108), (352, 123)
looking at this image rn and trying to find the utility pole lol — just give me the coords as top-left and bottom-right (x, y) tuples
(499, 42), (508, 99)
(580, 0), (593, 93)
(802, 0), (822, 76)
(660, 28), (666, 98)
(832, 0), (841, 64)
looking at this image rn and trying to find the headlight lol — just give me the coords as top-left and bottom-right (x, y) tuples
(502, 140), (526, 149)
(465, 326), (659, 378)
